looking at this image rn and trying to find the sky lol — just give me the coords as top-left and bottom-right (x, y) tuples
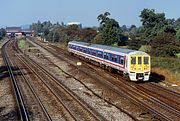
(0, 0), (180, 28)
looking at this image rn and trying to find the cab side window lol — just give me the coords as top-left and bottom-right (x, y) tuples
(131, 57), (136, 64)
(138, 57), (142, 64)
(144, 57), (149, 64)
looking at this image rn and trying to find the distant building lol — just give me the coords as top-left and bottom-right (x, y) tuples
(6, 27), (22, 36)
(21, 29), (34, 36)
(6, 27), (34, 37)
(67, 22), (82, 28)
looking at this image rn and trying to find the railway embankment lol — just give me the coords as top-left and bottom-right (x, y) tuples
(151, 56), (180, 93)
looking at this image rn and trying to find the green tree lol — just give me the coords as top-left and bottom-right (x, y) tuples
(151, 32), (180, 57)
(127, 37), (144, 50)
(92, 33), (104, 44)
(79, 28), (97, 42)
(0, 28), (6, 39)
(94, 12), (122, 45)
(176, 28), (180, 41)
(139, 9), (167, 42)
(139, 9), (177, 43)
(174, 18), (180, 40)
(163, 25), (176, 36)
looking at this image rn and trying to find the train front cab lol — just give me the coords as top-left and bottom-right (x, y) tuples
(129, 54), (150, 81)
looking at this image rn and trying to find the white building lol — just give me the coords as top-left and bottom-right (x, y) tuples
(67, 22), (82, 28)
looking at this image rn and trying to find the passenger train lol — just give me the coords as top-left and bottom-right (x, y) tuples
(68, 41), (151, 81)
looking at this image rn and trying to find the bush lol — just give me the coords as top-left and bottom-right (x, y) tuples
(127, 38), (142, 50)
(139, 45), (151, 53)
(151, 56), (180, 73)
(151, 32), (180, 57)
(176, 53), (180, 58)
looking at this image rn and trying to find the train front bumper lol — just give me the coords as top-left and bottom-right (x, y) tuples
(129, 71), (150, 81)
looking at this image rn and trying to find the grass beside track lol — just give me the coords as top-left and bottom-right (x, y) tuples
(19, 38), (35, 49)
(151, 56), (180, 85)
(19, 39), (26, 49)
(55, 42), (67, 50)
(151, 56), (180, 73)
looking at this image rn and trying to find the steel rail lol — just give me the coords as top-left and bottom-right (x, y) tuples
(137, 84), (180, 114)
(150, 76), (180, 97)
(12, 54), (52, 120)
(13, 39), (75, 121)
(17, 54), (79, 121)
(1, 40), (29, 121)
(12, 40), (52, 121)
(19, 53), (105, 121)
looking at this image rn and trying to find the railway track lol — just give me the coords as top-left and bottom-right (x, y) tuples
(138, 82), (180, 111)
(6, 39), (54, 120)
(13, 42), (52, 120)
(14, 39), (105, 121)
(1, 40), (29, 121)
(29, 37), (180, 121)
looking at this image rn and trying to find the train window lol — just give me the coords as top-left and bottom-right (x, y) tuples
(92, 50), (96, 56)
(97, 52), (103, 58)
(138, 57), (142, 64)
(79, 47), (83, 52)
(88, 49), (91, 54)
(131, 57), (136, 64)
(77, 46), (79, 50)
(120, 57), (124, 65)
(83, 49), (87, 53)
(73, 45), (76, 49)
(111, 55), (117, 62)
(144, 57), (149, 64)
(104, 53), (108, 59)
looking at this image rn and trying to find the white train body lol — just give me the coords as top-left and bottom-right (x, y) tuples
(68, 41), (150, 81)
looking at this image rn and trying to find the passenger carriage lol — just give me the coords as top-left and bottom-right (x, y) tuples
(68, 41), (150, 81)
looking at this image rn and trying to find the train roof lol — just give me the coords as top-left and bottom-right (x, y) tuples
(69, 41), (145, 54)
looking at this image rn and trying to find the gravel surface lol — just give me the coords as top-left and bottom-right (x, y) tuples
(26, 39), (140, 121)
